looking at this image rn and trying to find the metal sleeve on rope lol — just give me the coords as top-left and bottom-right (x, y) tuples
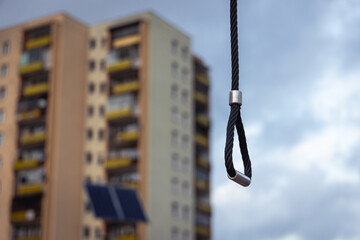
(224, 0), (252, 187)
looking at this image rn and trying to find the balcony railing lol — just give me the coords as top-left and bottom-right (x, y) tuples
(112, 81), (139, 95)
(197, 203), (211, 214)
(20, 132), (46, 145)
(194, 91), (208, 105)
(17, 109), (43, 122)
(197, 158), (210, 169)
(195, 134), (209, 147)
(117, 130), (139, 142)
(16, 183), (43, 196)
(26, 35), (51, 50)
(196, 225), (210, 237)
(14, 159), (41, 171)
(196, 114), (210, 127)
(11, 209), (36, 223)
(104, 157), (133, 170)
(195, 179), (209, 191)
(14, 237), (41, 240)
(112, 34), (140, 49)
(195, 73), (209, 86)
(106, 107), (133, 121)
(23, 83), (49, 97)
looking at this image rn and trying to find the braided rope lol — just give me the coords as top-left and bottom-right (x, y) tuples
(224, 0), (252, 180)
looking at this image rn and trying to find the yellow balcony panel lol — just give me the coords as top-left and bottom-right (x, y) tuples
(117, 131), (139, 142)
(196, 74), (209, 86)
(23, 83), (49, 97)
(20, 132), (46, 145)
(195, 134), (209, 147)
(113, 34), (140, 48)
(11, 210), (36, 222)
(117, 235), (136, 240)
(15, 237), (41, 240)
(197, 203), (211, 214)
(194, 91), (208, 104)
(196, 179), (208, 191)
(15, 238), (41, 240)
(112, 81), (140, 95)
(26, 35), (51, 50)
(107, 60), (132, 73)
(196, 225), (210, 236)
(14, 159), (40, 171)
(120, 182), (138, 189)
(197, 158), (210, 169)
(20, 61), (44, 75)
(17, 183), (43, 196)
(106, 108), (132, 120)
(196, 115), (209, 127)
(105, 157), (132, 170)
(18, 109), (42, 122)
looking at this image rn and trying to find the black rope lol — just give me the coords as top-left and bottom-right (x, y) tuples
(224, 0), (252, 180)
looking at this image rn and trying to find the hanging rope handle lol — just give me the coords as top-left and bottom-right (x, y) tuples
(224, 0), (252, 187)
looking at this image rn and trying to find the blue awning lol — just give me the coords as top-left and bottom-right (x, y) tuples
(85, 184), (147, 222)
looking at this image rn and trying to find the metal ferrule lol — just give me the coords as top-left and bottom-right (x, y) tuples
(228, 170), (251, 187)
(229, 90), (242, 106)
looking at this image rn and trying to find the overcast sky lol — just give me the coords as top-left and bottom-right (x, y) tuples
(1, 0), (360, 239)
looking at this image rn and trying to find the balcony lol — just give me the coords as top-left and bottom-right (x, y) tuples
(195, 134), (209, 147)
(113, 34), (140, 49)
(17, 109), (43, 122)
(197, 158), (210, 169)
(20, 50), (50, 75)
(11, 209), (36, 223)
(197, 203), (211, 214)
(26, 35), (51, 50)
(20, 132), (46, 145)
(20, 62), (44, 75)
(112, 81), (139, 95)
(117, 130), (139, 142)
(16, 183), (43, 196)
(23, 83), (49, 97)
(194, 91), (208, 105)
(195, 179), (209, 191)
(14, 159), (41, 171)
(14, 237), (41, 240)
(106, 107), (133, 121)
(119, 182), (138, 189)
(196, 114), (210, 127)
(195, 73), (209, 86)
(105, 157), (133, 170)
(196, 225), (210, 237)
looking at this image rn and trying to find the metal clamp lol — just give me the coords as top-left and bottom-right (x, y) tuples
(229, 90), (242, 106)
(228, 170), (251, 187)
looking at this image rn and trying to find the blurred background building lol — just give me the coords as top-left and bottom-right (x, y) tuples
(0, 12), (211, 240)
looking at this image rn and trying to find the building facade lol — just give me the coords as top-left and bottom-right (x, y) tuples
(0, 12), (211, 240)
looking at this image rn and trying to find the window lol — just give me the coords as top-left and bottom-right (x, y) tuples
(88, 60), (95, 71)
(89, 38), (96, 49)
(182, 182), (189, 197)
(83, 226), (91, 238)
(171, 40), (178, 55)
(182, 158), (189, 173)
(86, 129), (93, 140)
(182, 206), (189, 221)
(99, 105), (105, 117)
(181, 90), (188, 104)
(100, 60), (106, 71)
(2, 42), (9, 55)
(98, 129), (104, 141)
(0, 109), (4, 122)
(171, 62), (178, 78)
(171, 107), (178, 123)
(84, 200), (92, 212)
(171, 202), (179, 219)
(95, 227), (101, 238)
(171, 130), (178, 146)
(181, 46), (189, 60)
(171, 227), (179, 240)
(101, 37), (106, 48)
(0, 132), (3, 146)
(181, 112), (189, 127)
(1, 64), (8, 77)
(182, 230), (190, 240)
(181, 135), (189, 149)
(100, 83), (107, 93)
(0, 87), (5, 99)
(88, 83), (95, 94)
(171, 153), (179, 170)
(87, 106), (94, 117)
(181, 68), (189, 82)
(171, 178), (179, 194)
(85, 152), (92, 164)
(171, 84), (178, 99)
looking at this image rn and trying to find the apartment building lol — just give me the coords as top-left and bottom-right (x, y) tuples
(0, 12), (211, 240)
